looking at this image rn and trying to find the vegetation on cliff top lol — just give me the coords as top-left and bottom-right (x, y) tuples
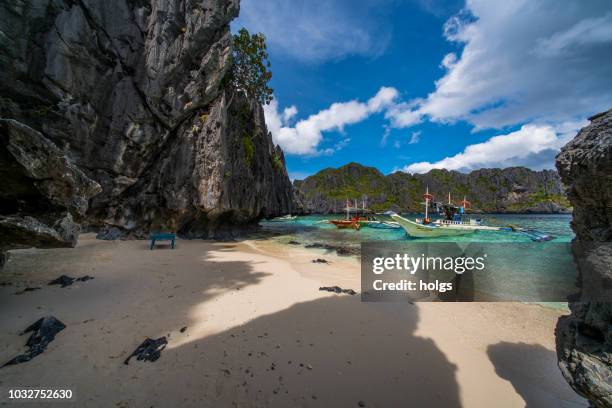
(230, 28), (273, 105)
(294, 162), (571, 213)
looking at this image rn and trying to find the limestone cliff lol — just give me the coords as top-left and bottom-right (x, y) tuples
(0, 0), (295, 242)
(294, 163), (570, 214)
(555, 109), (612, 407)
(0, 119), (101, 249)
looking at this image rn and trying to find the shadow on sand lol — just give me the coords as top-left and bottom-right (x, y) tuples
(162, 296), (461, 407)
(1, 239), (462, 407)
(487, 342), (586, 408)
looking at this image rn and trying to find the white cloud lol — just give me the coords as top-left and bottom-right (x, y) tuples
(282, 106), (297, 123)
(261, 0), (610, 172)
(401, 122), (584, 173)
(262, 99), (283, 139)
(384, 100), (423, 128)
(408, 131), (421, 144)
(234, 0), (395, 62)
(412, 0), (612, 129)
(265, 87), (398, 155)
(380, 126), (392, 146)
(367, 87), (399, 112)
(534, 13), (612, 57)
(440, 52), (457, 69)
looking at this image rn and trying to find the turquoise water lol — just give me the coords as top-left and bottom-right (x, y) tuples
(259, 213), (574, 248)
(259, 214), (575, 309)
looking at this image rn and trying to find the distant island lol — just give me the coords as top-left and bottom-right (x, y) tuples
(293, 163), (571, 214)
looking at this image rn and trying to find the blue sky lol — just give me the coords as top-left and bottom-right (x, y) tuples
(233, 0), (612, 180)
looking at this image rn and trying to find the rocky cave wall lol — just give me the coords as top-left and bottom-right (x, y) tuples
(555, 109), (612, 407)
(0, 0), (295, 244)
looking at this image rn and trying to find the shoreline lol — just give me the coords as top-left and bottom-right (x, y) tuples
(281, 211), (573, 216)
(0, 234), (585, 407)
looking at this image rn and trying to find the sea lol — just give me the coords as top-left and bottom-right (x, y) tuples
(259, 213), (573, 246)
(258, 213), (575, 309)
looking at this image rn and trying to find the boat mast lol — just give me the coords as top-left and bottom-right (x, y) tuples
(460, 195), (470, 212)
(422, 187), (434, 224)
(425, 187), (429, 220)
(345, 198), (350, 220)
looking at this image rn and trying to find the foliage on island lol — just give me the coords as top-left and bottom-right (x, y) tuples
(293, 163), (571, 214)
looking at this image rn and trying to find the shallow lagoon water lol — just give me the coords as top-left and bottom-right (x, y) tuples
(258, 214), (575, 309)
(259, 213), (574, 246)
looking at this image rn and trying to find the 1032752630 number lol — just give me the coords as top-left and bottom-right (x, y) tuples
(7, 389), (74, 400)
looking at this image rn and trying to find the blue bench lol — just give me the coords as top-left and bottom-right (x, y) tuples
(150, 233), (176, 250)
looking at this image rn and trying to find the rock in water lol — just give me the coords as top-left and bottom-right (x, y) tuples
(555, 109), (612, 407)
(2, 317), (66, 367)
(0, 0), (295, 242)
(124, 337), (168, 365)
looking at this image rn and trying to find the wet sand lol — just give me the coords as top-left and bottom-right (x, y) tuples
(0, 234), (586, 407)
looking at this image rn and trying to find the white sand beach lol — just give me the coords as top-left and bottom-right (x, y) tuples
(0, 235), (586, 407)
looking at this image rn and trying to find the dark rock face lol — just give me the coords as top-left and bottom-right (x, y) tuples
(0, 0), (294, 240)
(294, 162), (570, 214)
(555, 110), (612, 407)
(0, 119), (101, 249)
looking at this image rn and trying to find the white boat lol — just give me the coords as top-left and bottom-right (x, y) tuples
(391, 213), (501, 237)
(391, 189), (501, 238)
(270, 214), (297, 222)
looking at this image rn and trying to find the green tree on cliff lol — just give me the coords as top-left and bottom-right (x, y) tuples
(230, 28), (273, 105)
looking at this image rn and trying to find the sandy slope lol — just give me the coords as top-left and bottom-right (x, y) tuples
(0, 234), (586, 407)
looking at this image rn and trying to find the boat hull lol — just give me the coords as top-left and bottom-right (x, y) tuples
(391, 214), (479, 238)
(269, 215), (297, 222)
(329, 220), (361, 230)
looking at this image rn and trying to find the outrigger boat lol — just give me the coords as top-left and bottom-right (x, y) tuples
(355, 197), (378, 227)
(329, 199), (361, 230)
(330, 197), (400, 230)
(391, 189), (502, 238)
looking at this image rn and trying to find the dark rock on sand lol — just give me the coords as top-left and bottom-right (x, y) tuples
(288, 240), (301, 245)
(124, 337), (168, 365)
(319, 286), (357, 296)
(305, 242), (360, 257)
(555, 109), (612, 407)
(96, 227), (123, 241)
(312, 258), (329, 264)
(305, 243), (326, 249)
(335, 246), (360, 256)
(0, 251), (7, 269)
(49, 275), (94, 288)
(2, 316), (66, 367)
(14, 287), (41, 295)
